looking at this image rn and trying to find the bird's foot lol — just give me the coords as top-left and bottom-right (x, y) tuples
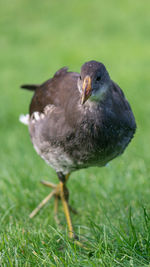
(29, 181), (61, 220)
(29, 179), (89, 249)
(29, 180), (77, 221)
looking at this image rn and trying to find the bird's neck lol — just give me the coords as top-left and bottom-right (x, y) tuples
(90, 83), (110, 103)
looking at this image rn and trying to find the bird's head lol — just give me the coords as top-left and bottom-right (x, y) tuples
(77, 60), (111, 105)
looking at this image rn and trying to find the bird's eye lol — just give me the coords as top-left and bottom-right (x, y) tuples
(79, 76), (82, 80)
(96, 76), (101, 81)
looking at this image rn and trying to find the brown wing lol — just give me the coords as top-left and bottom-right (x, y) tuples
(29, 67), (80, 115)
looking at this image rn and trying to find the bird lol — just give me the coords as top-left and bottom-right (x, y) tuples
(20, 60), (136, 239)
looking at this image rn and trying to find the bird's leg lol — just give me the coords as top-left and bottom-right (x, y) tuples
(58, 174), (89, 249)
(57, 173), (74, 239)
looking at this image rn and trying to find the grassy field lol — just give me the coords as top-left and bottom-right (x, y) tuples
(0, 0), (150, 266)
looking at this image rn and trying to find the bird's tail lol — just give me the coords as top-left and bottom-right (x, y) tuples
(21, 84), (40, 91)
(19, 114), (29, 125)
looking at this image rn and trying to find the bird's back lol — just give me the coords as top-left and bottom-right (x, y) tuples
(29, 67), (80, 115)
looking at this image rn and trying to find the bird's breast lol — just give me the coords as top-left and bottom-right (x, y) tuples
(28, 100), (136, 173)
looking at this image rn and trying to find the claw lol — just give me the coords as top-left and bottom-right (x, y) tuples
(29, 190), (56, 218)
(40, 180), (56, 189)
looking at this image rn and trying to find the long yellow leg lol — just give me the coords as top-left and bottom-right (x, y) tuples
(60, 181), (74, 238)
(59, 179), (89, 249)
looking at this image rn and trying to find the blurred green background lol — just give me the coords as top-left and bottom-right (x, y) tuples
(0, 0), (150, 265)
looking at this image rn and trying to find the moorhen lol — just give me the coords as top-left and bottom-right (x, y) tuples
(20, 60), (136, 238)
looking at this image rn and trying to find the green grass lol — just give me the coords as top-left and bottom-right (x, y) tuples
(0, 0), (150, 265)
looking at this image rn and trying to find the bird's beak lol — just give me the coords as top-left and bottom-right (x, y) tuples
(81, 76), (92, 105)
